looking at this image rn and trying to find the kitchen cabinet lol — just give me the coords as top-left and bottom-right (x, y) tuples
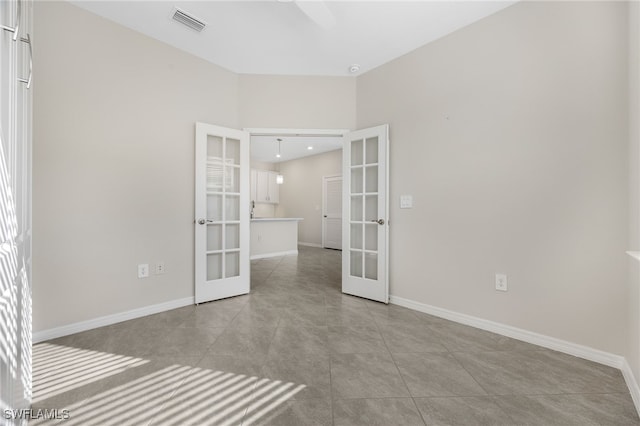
(251, 169), (279, 204)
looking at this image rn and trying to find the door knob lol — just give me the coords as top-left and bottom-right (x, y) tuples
(198, 219), (206, 225)
(370, 219), (385, 225)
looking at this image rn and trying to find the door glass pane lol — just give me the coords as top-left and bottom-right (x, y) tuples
(226, 138), (240, 166)
(207, 157), (225, 191)
(207, 194), (222, 221)
(365, 166), (378, 193)
(351, 168), (363, 193)
(207, 225), (222, 251)
(365, 195), (377, 222)
(365, 253), (378, 280)
(351, 139), (363, 166)
(350, 251), (363, 278)
(207, 254), (222, 280)
(350, 224), (363, 250)
(225, 195), (239, 221)
(208, 135), (223, 158)
(365, 224), (378, 251)
(225, 224), (239, 250)
(351, 196), (363, 221)
(226, 166), (240, 193)
(365, 137), (378, 164)
(226, 252), (240, 278)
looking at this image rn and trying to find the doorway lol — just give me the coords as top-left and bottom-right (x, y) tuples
(322, 175), (342, 250)
(195, 125), (390, 304)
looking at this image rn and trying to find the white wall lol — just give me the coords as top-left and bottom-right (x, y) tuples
(239, 74), (356, 130)
(32, 2), (239, 331)
(276, 150), (342, 246)
(357, 1), (629, 354)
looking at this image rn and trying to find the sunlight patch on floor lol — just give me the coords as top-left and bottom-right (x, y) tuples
(32, 343), (148, 403)
(32, 343), (308, 425)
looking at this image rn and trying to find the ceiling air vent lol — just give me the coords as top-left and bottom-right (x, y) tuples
(172, 8), (206, 32)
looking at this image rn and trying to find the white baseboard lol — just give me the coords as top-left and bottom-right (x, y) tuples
(250, 250), (298, 260)
(32, 297), (194, 344)
(390, 295), (625, 368)
(298, 242), (322, 248)
(621, 359), (640, 415)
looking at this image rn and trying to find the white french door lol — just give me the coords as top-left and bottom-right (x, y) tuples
(195, 123), (250, 304)
(322, 175), (342, 250)
(342, 125), (389, 303)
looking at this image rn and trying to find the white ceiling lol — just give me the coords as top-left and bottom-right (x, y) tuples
(71, 0), (516, 76)
(251, 135), (343, 163)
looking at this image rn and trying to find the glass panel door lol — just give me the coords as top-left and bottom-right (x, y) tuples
(342, 125), (389, 303)
(195, 124), (249, 303)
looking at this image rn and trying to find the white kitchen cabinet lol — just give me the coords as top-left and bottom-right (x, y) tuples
(252, 169), (279, 204)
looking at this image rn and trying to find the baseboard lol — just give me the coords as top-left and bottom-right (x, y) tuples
(32, 297), (195, 344)
(621, 359), (640, 415)
(390, 295), (625, 369)
(298, 242), (322, 248)
(250, 250), (298, 260)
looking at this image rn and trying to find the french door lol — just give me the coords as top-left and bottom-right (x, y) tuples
(342, 125), (389, 303)
(194, 123), (250, 304)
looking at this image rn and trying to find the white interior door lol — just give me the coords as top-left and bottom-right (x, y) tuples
(195, 123), (250, 304)
(322, 175), (342, 250)
(342, 125), (389, 303)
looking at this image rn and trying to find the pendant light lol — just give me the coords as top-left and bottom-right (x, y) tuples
(275, 138), (284, 184)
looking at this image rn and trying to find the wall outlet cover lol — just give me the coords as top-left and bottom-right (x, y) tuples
(495, 273), (508, 292)
(138, 264), (149, 279)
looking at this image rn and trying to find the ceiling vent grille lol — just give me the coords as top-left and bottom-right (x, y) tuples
(172, 8), (206, 32)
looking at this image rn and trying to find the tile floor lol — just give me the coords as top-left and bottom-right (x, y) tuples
(32, 246), (639, 425)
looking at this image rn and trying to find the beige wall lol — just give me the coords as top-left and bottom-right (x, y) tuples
(239, 74), (356, 130)
(32, 2), (239, 331)
(357, 1), (629, 354)
(276, 150), (342, 246)
(627, 0), (640, 386)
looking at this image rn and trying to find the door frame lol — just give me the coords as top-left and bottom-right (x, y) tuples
(244, 127), (350, 250)
(321, 174), (342, 250)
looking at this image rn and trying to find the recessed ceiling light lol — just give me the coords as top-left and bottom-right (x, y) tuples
(307, 146), (313, 150)
(349, 64), (360, 73)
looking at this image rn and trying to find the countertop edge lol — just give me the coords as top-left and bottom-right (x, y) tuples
(251, 218), (304, 222)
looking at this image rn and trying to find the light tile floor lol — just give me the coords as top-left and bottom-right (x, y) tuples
(32, 246), (639, 425)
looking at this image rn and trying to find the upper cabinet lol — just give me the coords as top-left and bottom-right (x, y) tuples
(251, 169), (279, 204)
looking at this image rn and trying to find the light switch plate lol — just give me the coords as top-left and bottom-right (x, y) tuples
(400, 195), (413, 209)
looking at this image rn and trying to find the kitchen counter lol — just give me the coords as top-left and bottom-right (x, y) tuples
(250, 218), (303, 259)
(251, 217), (304, 222)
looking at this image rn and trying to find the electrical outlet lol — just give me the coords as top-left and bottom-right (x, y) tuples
(138, 264), (149, 279)
(155, 261), (165, 275)
(495, 274), (508, 292)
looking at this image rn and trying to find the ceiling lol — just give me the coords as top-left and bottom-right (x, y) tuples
(71, 0), (516, 76)
(251, 135), (343, 163)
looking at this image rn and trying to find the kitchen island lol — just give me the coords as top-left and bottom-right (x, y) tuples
(250, 218), (304, 259)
